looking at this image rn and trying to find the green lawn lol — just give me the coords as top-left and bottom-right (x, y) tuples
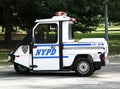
(0, 52), (11, 66)
(0, 52), (8, 60)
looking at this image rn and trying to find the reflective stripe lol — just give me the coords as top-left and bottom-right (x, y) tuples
(64, 44), (91, 46)
(34, 44), (59, 46)
(33, 56), (68, 59)
(34, 43), (92, 47)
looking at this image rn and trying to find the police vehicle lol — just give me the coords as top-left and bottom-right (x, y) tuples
(8, 11), (108, 76)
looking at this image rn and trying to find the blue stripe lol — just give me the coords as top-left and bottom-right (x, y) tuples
(34, 43), (91, 47)
(34, 44), (59, 47)
(64, 44), (91, 46)
(33, 56), (68, 59)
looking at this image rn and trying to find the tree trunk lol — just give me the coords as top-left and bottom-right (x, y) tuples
(4, 4), (12, 47)
(0, 0), (13, 47)
(4, 22), (12, 47)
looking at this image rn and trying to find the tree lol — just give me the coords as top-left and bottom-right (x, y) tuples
(15, 0), (38, 31)
(0, 0), (14, 47)
(67, 0), (104, 33)
(0, 0), (39, 47)
(0, 0), (106, 47)
(0, 6), (4, 32)
(45, 0), (104, 33)
(108, 0), (120, 24)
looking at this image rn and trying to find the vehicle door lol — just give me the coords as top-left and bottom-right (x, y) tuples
(32, 22), (60, 70)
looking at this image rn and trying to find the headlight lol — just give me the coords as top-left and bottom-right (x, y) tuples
(8, 56), (11, 61)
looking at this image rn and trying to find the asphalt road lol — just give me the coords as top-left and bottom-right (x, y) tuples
(0, 55), (120, 89)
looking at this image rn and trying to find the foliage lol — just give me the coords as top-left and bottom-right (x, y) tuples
(0, 52), (11, 65)
(0, 0), (120, 46)
(0, 52), (8, 60)
(108, 0), (120, 23)
(45, 0), (104, 33)
(0, 0), (104, 33)
(15, 0), (38, 31)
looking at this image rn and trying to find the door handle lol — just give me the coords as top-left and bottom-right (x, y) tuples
(51, 45), (55, 49)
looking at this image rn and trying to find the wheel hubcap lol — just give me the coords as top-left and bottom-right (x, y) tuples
(77, 61), (90, 74)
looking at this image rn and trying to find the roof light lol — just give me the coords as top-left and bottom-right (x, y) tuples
(70, 18), (77, 23)
(55, 11), (67, 16)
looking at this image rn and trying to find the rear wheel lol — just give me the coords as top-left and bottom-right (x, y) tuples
(75, 59), (94, 77)
(14, 63), (30, 74)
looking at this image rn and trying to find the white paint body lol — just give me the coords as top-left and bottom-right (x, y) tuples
(10, 15), (108, 71)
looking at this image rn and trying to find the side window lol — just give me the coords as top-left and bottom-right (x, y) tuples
(34, 23), (58, 43)
(68, 23), (74, 40)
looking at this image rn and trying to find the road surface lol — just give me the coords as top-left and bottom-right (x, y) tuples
(0, 55), (120, 89)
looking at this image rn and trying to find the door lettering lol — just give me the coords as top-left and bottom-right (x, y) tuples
(35, 49), (56, 56)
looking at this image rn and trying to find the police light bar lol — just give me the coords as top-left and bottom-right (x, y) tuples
(55, 11), (67, 16)
(70, 18), (77, 23)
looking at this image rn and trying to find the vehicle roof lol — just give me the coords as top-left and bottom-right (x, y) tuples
(35, 16), (70, 23)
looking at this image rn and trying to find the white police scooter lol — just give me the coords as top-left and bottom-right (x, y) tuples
(9, 12), (108, 76)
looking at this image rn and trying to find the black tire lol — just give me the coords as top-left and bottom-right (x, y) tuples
(75, 59), (94, 77)
(14, 63), (30, 74)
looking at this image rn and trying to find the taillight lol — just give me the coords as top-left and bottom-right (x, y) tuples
(100, 53), (105, 60)
(100, 53), (106, 66)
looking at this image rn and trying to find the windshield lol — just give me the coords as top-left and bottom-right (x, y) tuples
(34, 23), (58, 43)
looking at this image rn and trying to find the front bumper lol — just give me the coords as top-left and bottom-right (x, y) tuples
(8, 54), (15, 62)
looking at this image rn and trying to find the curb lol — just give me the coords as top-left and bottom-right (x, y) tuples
(0, 65), (13, 69)
(0, 59), (13, 69)
(108, 55), (120, 59)
(0, 59), (9, 62)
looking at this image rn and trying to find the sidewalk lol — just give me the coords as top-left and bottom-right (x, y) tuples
(0, 65), (13, 69)
(0, 59), (13, 69)
(0, 59), (9, 62)
(108, 55), (120, 60)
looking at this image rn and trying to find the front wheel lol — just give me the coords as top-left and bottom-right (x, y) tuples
(14, 63), (30, 74)
(75, 59), (94, 77)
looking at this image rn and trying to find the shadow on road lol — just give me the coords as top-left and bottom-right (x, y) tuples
(0, 68), (78, 78)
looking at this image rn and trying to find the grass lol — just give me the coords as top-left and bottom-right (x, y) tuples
(97, 25), (120, 31)
(109, 33), (120, 55)
(0, 52), (8, 60)
(0, 52), (11, 66)
(0, 61), (11, 66)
